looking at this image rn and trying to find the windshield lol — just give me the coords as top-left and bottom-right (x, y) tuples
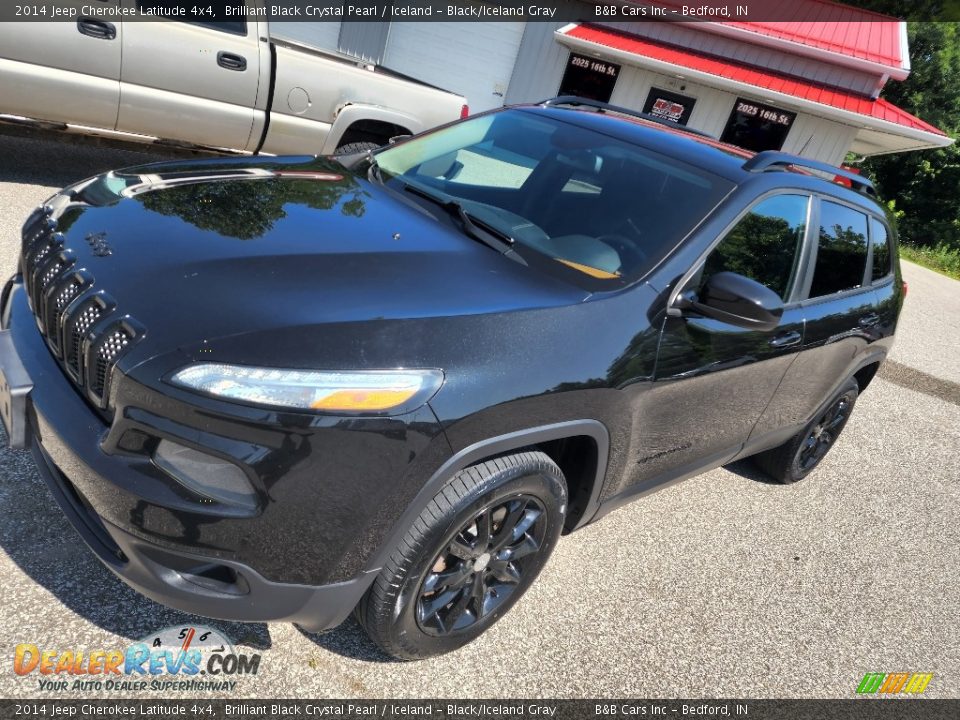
(373, 109), (734, 284)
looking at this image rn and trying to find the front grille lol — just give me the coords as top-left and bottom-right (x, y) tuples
(23, 233), (64, 307)
(64, 296), (110, 380)
(19, 210), (144, 410)
(44, 271), (93, 356)
(88, 324), (132, 398)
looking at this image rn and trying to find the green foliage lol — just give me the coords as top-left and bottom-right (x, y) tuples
(860, 23), (960, 251)
(702, 214), (800, 298)
(136, 177), (368, 240)
(854, 0), (945, 21)
(900, 242), (960, 279)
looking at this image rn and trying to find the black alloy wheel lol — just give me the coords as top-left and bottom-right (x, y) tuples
(355, 450), (566, 660)
(416, 495), (547, 636)
(797, 393), (854, 472)
(755, 377), (860, 484)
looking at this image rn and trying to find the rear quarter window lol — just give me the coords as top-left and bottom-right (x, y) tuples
(870, 217), (892, 282)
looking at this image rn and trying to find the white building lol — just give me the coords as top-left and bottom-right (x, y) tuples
(274, 0), (952, 164)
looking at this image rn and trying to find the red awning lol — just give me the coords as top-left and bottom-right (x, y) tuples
(560, 23), (946, 138)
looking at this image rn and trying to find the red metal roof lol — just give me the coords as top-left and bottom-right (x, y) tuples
(563, 24), (945, 137)
(656, 0), (905, 68)
(722, 18), (904, 68)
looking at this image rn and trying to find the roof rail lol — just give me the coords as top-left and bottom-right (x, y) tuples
(743, 151), (877, 197)
(539, 96), (715, 139)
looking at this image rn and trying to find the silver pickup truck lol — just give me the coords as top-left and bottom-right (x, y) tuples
(0, 15), (467, 154)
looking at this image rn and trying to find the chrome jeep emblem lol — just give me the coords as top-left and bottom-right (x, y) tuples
(85, 232), (112, 257)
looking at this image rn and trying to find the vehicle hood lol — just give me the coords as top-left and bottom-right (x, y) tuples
(41, 155), (586, 367)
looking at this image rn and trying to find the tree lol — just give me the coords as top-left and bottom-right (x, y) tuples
(860, 22), (960, 249)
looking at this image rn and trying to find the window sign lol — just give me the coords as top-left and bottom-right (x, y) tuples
(720, 98), (796, 152)
(642, 87), (697, 126)
(557, 53), (621, 103)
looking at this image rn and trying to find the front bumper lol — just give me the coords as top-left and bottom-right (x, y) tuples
(0, 278), (447, 631)
(30, 434), (373, 631)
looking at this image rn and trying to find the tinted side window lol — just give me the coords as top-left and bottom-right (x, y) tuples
(135, 3), (247, 35)
(870, 218), (892, 282)
(701, 194), (809, 300)
(809, 201), (869, 298)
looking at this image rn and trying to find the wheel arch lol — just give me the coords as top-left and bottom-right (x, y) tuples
(853, 356), (884, 394)
(364, 420), (610, 575)
(322, 104), (420, 154)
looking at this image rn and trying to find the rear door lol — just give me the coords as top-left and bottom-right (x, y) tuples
(633, 193), (811, 484)
(751, 198), (881, 437)
(117, 10), (266, 150)
(0, 2), (122, 129)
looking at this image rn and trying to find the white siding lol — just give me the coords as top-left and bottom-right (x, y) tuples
(269, 22), (342, 54)
(781, 113), (858, 165)
(383, 22), (526, 112)
(609, 66), (735, 138)
(504, 22), (569, 104)
(338, 23), (390, 63)
(612, 65), (857, 164)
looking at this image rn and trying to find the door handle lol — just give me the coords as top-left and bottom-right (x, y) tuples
(769, 330), (802, 348)
(77, 19), (116, 40)
(859, 313), (880, 328)
(217, 52), (247, 72)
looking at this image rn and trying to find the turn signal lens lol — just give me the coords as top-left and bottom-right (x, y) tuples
(170, 364), (443, 414)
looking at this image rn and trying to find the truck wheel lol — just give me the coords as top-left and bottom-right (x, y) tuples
(754, 378), (859, 484)
(356, 451), (567, 660)
(333, 142), (380, 156)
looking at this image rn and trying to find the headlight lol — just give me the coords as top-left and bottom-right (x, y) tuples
(169, 364), (443, 413)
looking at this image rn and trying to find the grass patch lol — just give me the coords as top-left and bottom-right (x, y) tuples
(900, 243), (960, 281)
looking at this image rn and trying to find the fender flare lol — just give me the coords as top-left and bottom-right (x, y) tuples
(321, 104), (423, 154)
(363, 419), (610, 574)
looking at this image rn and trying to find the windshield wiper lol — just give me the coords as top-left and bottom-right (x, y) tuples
(402, 184), (522, 261)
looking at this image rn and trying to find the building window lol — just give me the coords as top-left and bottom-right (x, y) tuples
(642, 87), (697, 126)
(558, 53), (620, 103)
(720, 98), (796, 152)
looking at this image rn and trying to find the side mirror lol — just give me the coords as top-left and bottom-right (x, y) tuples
(673, 271), (783, 331)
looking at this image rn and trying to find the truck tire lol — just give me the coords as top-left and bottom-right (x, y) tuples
(754, 378), (859, 484)
(333, 142), (380, 156)
(356, 451), (567, 660)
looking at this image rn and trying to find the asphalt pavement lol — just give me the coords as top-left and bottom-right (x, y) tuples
(0, 133), (957, 699)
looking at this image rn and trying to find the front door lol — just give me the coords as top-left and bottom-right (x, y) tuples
(630, 194), (812, 485)
(117, 12), (264, 150)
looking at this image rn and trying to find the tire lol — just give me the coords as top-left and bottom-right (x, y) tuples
(355, 451), (567, 661)
(754, 378), (859, 484)
(333, 141), (380, 156)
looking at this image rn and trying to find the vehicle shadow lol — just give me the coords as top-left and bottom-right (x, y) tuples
(0, 131), (180, 190)
(296, 619), (399, 664)
(0, 430), (271, 650)
(721, 458), (781, 485)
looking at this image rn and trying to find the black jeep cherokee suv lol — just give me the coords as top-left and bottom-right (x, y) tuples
(0, 98), (903, 660)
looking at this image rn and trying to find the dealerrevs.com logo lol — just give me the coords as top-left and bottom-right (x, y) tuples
(856, 672), (934, 695)
(14, 625), (261, 693)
